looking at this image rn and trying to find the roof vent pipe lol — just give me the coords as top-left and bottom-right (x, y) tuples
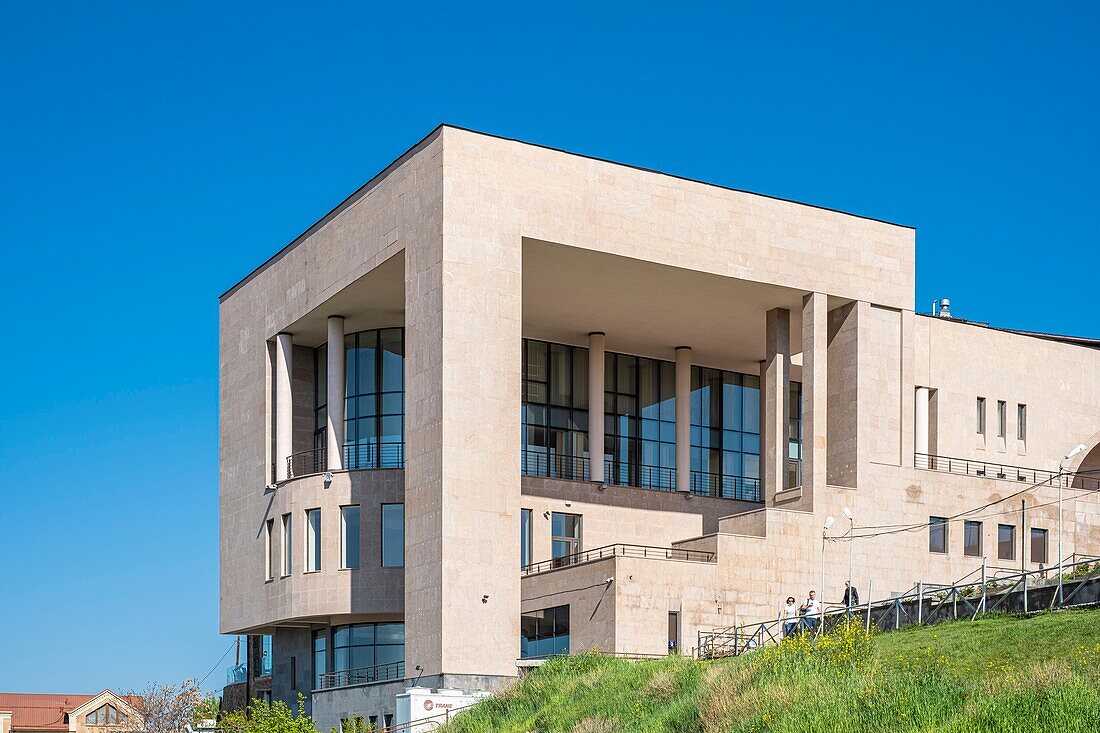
(937, 298), (952, 318)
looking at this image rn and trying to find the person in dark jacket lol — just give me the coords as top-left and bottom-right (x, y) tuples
(842, 580), (860, 608)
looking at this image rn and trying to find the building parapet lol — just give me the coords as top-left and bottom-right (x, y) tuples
(520, 543), (715, 576)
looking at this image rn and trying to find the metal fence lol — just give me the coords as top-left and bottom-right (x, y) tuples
(521, 451), (590, 481)
(287, 447), (326, 478)
(697, 555), (1100, 659)
(522, 543), (716, 576)
(915, 452), (1100, 491)
(316, 660), (405, 690)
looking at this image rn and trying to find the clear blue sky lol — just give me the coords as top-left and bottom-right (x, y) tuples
(1, 2), (1097, 695)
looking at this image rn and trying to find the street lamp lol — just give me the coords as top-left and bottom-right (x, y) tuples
(842, 507), (854, 609)
(821, 515), (835, 624)
(1058, 443), (1087, 603)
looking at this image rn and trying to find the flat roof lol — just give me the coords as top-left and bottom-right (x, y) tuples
(219, 124), (914, 302)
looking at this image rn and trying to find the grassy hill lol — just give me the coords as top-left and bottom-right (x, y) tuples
(441, 610), (1100, 733)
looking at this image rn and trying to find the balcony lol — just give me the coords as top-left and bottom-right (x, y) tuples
(284, 444), (406, 480)
(316, 660), (405, 691)
(915, 452), (1100, 491)
(521, 450), (763, 502)
(521, 543), (716, 576)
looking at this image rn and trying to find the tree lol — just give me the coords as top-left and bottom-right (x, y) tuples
(121, 681), (203, 733)
(218, 695), (316, 733)
(192, 695), (221, 726)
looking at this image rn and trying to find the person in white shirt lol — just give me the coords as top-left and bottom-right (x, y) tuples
(799, 590), (821, 632)
(782, 596), (799, 637)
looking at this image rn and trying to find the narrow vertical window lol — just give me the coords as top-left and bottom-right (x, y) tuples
(1030, 528), (1048, 564)
(998, 524), (1016, 560)
(1017, 404), (1027, 441)
(551, 512), (582, 566)
(306, 508), (321, 572)
(976, 397), (986, 435)
(521, 508), (532, 569)
(381, 503), (404, 567)
(265, 518), (275, 580)
(281, 513), (292, 576)
(929, 516), (948, 553)
(996, 401), (1006, 438)
(341, 505), (360, 569)
(313, 630), (328, 689)
(668, 612), (680, 654)
(964, 520), (982, 556)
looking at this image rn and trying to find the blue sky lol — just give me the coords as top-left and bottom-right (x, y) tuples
(1, 2), (1097, 694)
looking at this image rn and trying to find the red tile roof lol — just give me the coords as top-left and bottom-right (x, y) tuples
(0, 693), (141, 732)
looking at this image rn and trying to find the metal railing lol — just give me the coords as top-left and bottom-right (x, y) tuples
(521, 543), (716, 576)
(344, 442), (406, 470)
(697, 556), (1100, 659)
(689, 470), (762, 502)
(604, 461), (677, 491)
(915, 452), (1100, 491)
(521, 451), (590, 481)
(287, 447), (327, 478)
(316, 660), (405, 690)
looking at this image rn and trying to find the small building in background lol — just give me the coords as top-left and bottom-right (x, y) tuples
(0, 692), (141, 733)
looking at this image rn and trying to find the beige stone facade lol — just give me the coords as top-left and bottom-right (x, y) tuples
(219, 125), (1100, 722)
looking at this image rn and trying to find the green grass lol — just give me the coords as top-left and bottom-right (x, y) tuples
(442, 610), (1100, 733)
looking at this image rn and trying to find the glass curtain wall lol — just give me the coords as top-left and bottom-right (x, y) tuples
(690, 368), (802, 501)
(342, 328), (404, 469)
(604, 352), (677, 490)
(521, 339), (589, 480)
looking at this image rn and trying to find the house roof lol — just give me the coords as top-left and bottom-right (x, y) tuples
(0, 693), (141, 732)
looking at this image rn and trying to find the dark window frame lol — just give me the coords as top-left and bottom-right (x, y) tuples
(964, 520), (982, 557)
(998, 523), (1016, 561)
(929, 516), (948, 554)
(381, 503), (404, 568)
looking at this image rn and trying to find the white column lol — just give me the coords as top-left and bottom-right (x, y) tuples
(588, 332), (605, 482)
(275, 332), (294, 481)
(675, 347), (692, 493)
(915, 386), (930, 458)
(763, 308), (791, 503)
(326, 316), (346, 471)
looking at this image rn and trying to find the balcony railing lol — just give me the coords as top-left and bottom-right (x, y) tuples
(603, 461), (677, 491)
(689, 470), (762, 502)
(344, 442), (406, 470)
(316, 660), (405, 690)
(915, 452), (1100, 491)
(521, 450), (590, 481)
(286, 447), (326, 479)
(521, 543), (716, 576)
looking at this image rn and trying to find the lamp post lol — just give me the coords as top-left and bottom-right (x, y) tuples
(1058, 443), (1087, 605)
(842, 507), (854, 610)
(821, 515), (835, 625)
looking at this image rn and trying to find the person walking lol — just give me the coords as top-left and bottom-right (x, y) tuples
(782, 596), (799, 637)
(800, 590), (821, 633)
(842, 581), (860, 609)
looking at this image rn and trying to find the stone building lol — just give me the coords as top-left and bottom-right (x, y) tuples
(218, 125), (1100, 727)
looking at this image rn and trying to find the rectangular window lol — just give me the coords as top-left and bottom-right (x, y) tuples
(997, 401), (1006, 438)
(313, 630), (328, 689)
(520, 605), (570, 658)
(605, 352), (676, 490)
(689, 367), (768, 502)
(333, 622), (405, 673)
(976, 397), (986, 435)
(668, 612), (680, 654)
(998, 524), (1016, 561)
(1017, 404), (1027, 441)
(551, 512), (581, 566)
(281, 514), (292, 576)
(381, 503), (404, 567)
(520, 508), (532, 569)
(521, 339), (590, 481)
(964, 520), (982, 556)
(341, 505), (360, 569)
(929, 516), (948, 554)
(265, 519), (275, 580)
(1031, 527), (1048, 564)
(306, 508), (321, 572)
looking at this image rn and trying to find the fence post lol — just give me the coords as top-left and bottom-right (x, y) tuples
(980, 557), (987, 615)
(894, 598), (900, 631)
(1023, 571), (1028, 613)
(917, 580), (924, 625)
(865, 580), (872, 633)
